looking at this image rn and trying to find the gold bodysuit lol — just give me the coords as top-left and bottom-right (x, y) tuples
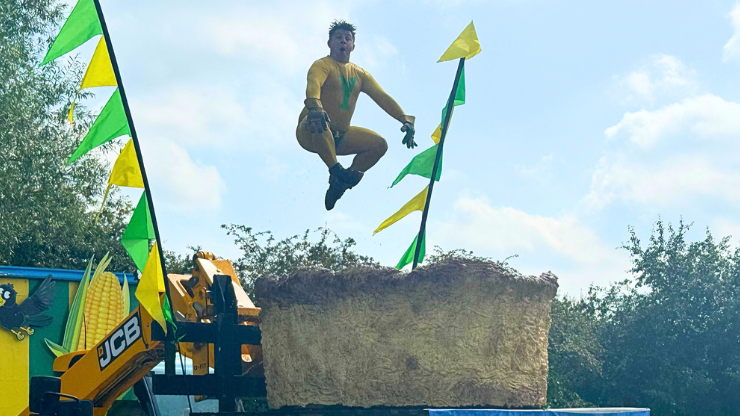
(298, 56), (406, 132)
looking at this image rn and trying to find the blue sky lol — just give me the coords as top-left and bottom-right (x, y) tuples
(63, 0), (740, 295)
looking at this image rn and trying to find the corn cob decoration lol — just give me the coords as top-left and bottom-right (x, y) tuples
(77, 272), (124, 350)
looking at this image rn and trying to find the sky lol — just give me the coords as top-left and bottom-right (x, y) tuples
(59, 0), (740, 296)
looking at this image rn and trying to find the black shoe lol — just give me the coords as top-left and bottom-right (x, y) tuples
(325, 176), (348, 210)
(329, 163), (364, 188)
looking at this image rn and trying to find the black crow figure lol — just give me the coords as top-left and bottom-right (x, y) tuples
(0, 276), (55, 340)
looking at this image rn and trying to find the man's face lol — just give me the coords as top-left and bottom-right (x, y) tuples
(328, 29), (355, 62)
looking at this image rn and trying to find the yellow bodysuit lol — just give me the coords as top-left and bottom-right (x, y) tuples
(296, 56), (411, 172)
(298, 56), (406, 132)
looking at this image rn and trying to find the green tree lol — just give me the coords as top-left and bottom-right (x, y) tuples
(548, 220), (740, 415)
(222, 224), (380, 292)
(0, 0), (134, 271)
(547, 295), (603, 408)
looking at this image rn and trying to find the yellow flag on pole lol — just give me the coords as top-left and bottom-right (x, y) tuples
(431, 124), (442, 143)
(374, 187), (429, 235)
(136, 242), (167, 334)
(96, 139), (143, 222)
(80, 37), (116, 90)
(437, 21), (481, 63)
(108, 139), (143, 188)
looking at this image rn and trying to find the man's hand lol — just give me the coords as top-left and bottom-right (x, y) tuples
(400, 116), (417, 149)
(307, 107), (331, 134)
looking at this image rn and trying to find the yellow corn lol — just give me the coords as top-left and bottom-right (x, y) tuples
(77, 272), (124, 350)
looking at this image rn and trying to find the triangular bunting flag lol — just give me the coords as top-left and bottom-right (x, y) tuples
(135, 242), (167, 334)
(108, 139), (143, 188)
(396, 234), (426, 270)
(121, 193), (155, 271)
(96, 139), (144, 222)
(41, 0), (102, 65)
(68, 88), (130, 164)
(391, 144), (443, 187)
(439, 66), (466, 125)
(80, 36), (116, 90)
(437, 21), (481, 63)
(374, 187), (429, 235)
(432, 66), (467, 143)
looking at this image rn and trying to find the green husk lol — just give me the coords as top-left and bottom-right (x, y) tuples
(63, 255), (94, 352)
(44, 339), (69, 357)
(122, 273), (130, 319)
(68, 253), (112, 351)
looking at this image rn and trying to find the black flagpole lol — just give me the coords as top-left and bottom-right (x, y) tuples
(91, 0), (177, 374)
(412, 57), (465, 269)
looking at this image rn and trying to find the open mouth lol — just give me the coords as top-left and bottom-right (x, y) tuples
(340, 47), (346, 52)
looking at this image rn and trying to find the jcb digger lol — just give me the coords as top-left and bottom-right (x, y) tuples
(22, 252), (264, 416)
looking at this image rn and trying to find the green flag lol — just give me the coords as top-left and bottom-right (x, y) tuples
(121, 193), (155, 271)
(41, 0), (102, 65)
(396, 234), (426, 270)
(162, 295), (176, 328)
(391, 144), (443, 188)
(440, 66), (466, 125)
(68, 89), (130, 164)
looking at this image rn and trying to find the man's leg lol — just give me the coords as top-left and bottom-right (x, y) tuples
(336, 126), (388, 172)
(296, 117), (337, 168)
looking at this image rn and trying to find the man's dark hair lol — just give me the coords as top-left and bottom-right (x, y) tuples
(329, 20), (357, 40)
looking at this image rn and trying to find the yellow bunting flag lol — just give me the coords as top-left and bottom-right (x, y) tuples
(80, 36), (116, 90)
(108, 139), (144, 189)
(135, 242), (167, 334)
(431, 124), (442, 143)
(96, 139), (144, 222)
(374, 187), (429, 235)
(437, 21), (481, 63)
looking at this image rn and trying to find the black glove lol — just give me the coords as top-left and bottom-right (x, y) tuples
(401, 119), (417, 149)
(307, 107), (331, 134)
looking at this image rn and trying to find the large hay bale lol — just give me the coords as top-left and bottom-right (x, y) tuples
(254, 259), (558, 409)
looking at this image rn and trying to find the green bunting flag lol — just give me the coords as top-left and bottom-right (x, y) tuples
(440, 66), (466, 125)
(41, 0), (102, 65)
(68, 88), (130, 164)
(162, 295), (176, 328)
(396, 234), (426, 270)
(391, 144), (443, 188)
(121, 193), (155, 271)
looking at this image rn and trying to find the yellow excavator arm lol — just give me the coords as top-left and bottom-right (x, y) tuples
(22, 253), (262, 416)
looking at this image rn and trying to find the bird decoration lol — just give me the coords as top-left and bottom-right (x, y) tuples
(0, 276), (56, 340)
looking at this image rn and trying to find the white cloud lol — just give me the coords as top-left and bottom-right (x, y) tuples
(611, 54), (696, 104)
(516, 154), (554, 179)
(134, 81), (298, 149)
(352, 35), (399, 70)
(586, 153), (740, 210)
(436, 195), (623, 266)
(141, 137), (225, 211)
(434, 194), (630, 294)
(605, 94), (740, 148)
(724, 4), (740, 61)
(198, 2), (350, 72)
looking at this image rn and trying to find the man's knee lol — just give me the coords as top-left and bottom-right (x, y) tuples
(377, 138), (388, 156)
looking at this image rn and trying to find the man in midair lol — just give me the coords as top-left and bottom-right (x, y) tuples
(297, 20), (417, 210)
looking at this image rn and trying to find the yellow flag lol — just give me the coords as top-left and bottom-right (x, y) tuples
(374, 187), (429, 235)
(80, 37), (116, 90)
(438, 21), (481, 63)
(96, 139), (143, 223)
(108, 139), (143, 188)
(136, 242), (167, 334)
(431, 124), (442, 143)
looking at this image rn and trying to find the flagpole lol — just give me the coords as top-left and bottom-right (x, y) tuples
(91, 0), (177, 373)
(412, 57), (465, 269)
